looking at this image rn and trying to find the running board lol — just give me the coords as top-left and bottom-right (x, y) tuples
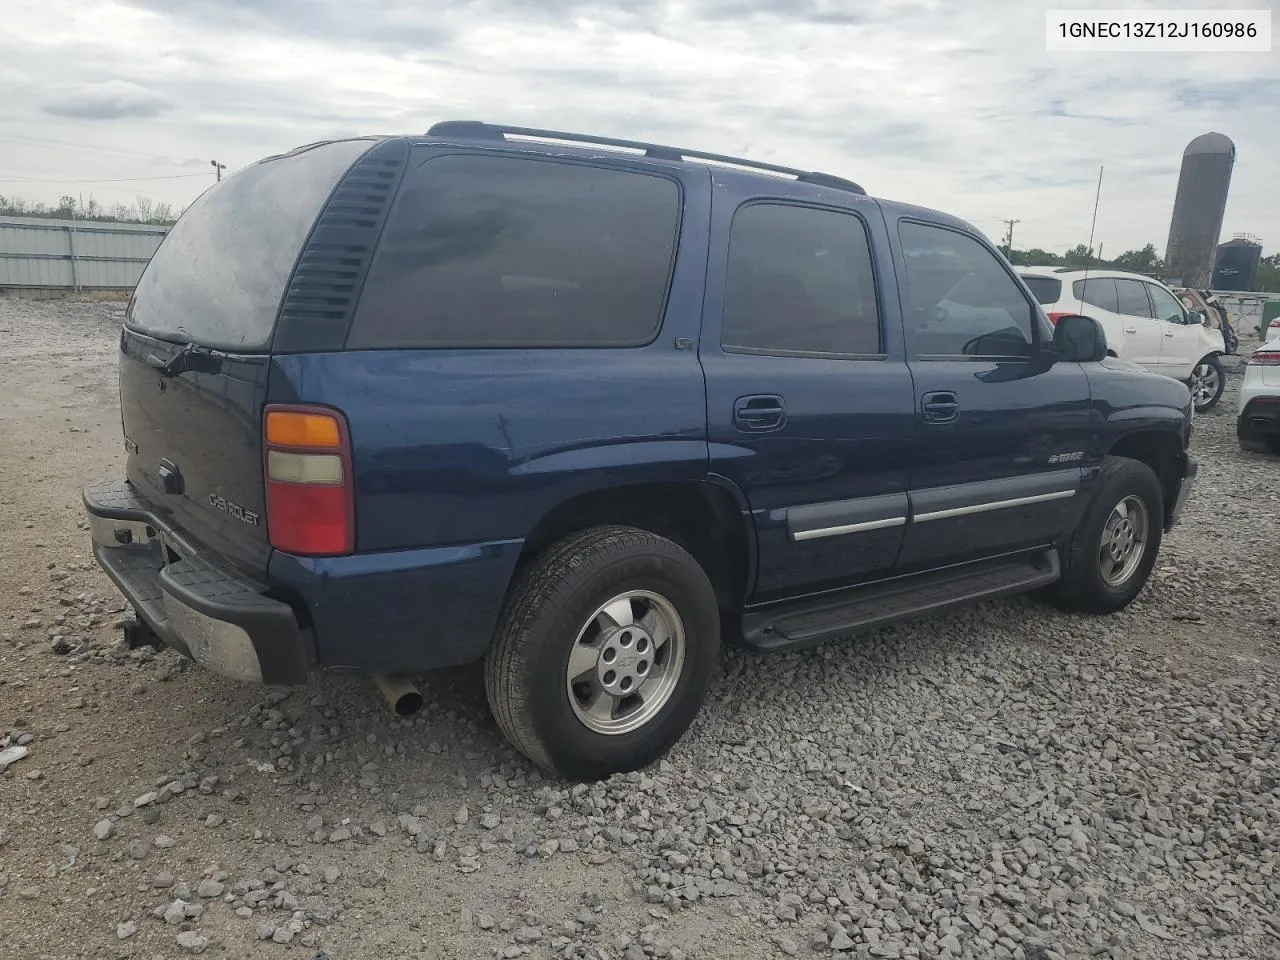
(741, 548), (1060, 652)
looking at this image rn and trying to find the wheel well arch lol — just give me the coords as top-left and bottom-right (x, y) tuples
(517, 481), (753, 612)
(1104, 430), (1182, 523)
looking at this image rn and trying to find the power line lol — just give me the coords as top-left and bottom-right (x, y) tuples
(0, 172), (211, 184)
(0, 131), (205, 165)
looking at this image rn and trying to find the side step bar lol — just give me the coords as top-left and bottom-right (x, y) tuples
(742, 548), (1060, 652)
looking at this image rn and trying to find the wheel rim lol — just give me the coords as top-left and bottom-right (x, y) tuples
(1098, 495), (1150, 587)
(1191, 363), (1219, 407)
(565, 590), (686, 736)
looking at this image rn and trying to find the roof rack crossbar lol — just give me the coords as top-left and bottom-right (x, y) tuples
(425, 120), (866, 196)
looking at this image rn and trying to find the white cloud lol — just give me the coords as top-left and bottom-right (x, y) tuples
(0, 0), (1275, 255)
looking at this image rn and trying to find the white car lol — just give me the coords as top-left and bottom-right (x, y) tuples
(1238, 336), (1280, 454)
(1018, 267), (1227, 412)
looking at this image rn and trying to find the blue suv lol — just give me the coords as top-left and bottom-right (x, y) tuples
(85, 122), (1196, 780)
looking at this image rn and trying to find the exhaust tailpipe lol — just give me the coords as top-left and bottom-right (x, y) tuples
(374, 674), (424, 716)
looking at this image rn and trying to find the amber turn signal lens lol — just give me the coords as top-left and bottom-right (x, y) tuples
(265, 410), (341, 448)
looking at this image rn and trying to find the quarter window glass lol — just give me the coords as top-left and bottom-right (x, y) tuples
(350, 154), (681, 348)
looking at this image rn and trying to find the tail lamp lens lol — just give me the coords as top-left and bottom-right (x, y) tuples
(263, 405), (353, 556)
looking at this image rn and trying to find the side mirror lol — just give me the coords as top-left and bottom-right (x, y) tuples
(1187, 309), (1207, 325)
(1051, 314), (1108, 363)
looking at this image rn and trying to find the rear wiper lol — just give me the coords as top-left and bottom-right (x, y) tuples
(145, 343), (226, 378)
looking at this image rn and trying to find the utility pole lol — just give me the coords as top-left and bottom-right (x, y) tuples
(1002, 218), (1021, 255)
(210, 160), (226, 182)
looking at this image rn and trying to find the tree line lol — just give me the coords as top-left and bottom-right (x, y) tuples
(1001, 241), (1280, 293)
(0, 194), (180, 225)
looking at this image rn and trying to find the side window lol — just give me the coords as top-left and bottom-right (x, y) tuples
(1114, 279), (1154, 318)
(1071, 278), (1119, 313)
(349, 154), (681, 348)
(721, 203), (881, 356)
(1146, 284), (1186, 324)
(898, 221), (1035, 359)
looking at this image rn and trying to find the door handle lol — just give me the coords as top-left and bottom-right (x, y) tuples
(921, 390), (959, 424)
(1164, 330), (1176, 337)
(1124, 326), (1137, 334)
(733, 395), (786, 431)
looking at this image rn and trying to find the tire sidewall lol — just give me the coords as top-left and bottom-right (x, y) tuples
(526, 547), (719, 779)
(1192, 355), (1225, 412)
(1076, 463), (1164, 608)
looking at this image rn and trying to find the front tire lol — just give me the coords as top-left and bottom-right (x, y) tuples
(1189, 355), (1224, 412)
(484, 526), (720, 781)
(1053, 457), (1163, 614)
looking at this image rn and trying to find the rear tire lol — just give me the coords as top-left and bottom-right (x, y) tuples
(1053, 457), (1163, 614)
(1189, 355), (1224, 412)
(484, 526), (720, 781)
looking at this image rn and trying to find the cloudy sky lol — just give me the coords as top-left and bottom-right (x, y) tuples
(1, 0), (1275, 256)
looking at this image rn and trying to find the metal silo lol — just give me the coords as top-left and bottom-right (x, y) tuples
(1164, 133), (1235, 289)
(1213, 235), (1263, 292)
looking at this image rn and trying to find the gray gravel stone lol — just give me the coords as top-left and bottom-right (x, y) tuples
(176, 931), (209, 953)
(92, 819), (114, 840)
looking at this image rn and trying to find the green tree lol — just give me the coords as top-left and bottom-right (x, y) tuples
(1063, 244), (1095, 267)
(1011, 248), (1063, 267)
(1255, 253), (1280, 294)
(1110, 243), (1163, 273)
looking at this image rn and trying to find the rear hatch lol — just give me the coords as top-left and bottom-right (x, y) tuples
(119, 139), (373, 574)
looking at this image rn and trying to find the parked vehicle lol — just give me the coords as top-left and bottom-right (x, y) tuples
(1238, 335), (1280, 454)
(1177, 288), (1237, 355)
(84, 123), (1197, 781)
(1018, 267), (1227, 412)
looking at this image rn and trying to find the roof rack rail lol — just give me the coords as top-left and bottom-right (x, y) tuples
(425, 120), (866, 196)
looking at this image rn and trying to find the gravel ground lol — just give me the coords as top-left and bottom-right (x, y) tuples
(0, 296), (1277, 960)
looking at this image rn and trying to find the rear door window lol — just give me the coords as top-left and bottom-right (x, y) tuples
(126, 139), (373, 351)
(721, 202), (881, 356)
(1114, 279), (1154, 317)
(1072, 278), (1119, 313)
(348, 154), (681, 348)
(1019, 275), (1062, 305)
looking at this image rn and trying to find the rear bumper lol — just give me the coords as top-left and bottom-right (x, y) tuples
(1166, 453), (1197, 531)
(83, 480), (310, 684)
(1238, 400), (1280, 448)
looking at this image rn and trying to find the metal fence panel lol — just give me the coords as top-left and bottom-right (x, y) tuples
(0, 215), (169, 290)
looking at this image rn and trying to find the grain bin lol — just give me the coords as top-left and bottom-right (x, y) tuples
(1213, 236), (1263, 292)
(1164, 133), (1235, 289)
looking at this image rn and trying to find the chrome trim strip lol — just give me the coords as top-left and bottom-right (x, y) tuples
(792, 516), (907, 541)
(913, 488), (1076, 523)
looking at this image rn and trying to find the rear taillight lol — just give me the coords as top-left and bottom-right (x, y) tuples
(1248, 350), (1280, 367)
(263, 405), (354, 556)
(1046, 312), (1070, 325)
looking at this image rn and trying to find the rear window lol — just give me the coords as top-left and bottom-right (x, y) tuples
(348, 153), (682, 349)
(1019, 275), (1061, 305)
(126, 139), (373, 351)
